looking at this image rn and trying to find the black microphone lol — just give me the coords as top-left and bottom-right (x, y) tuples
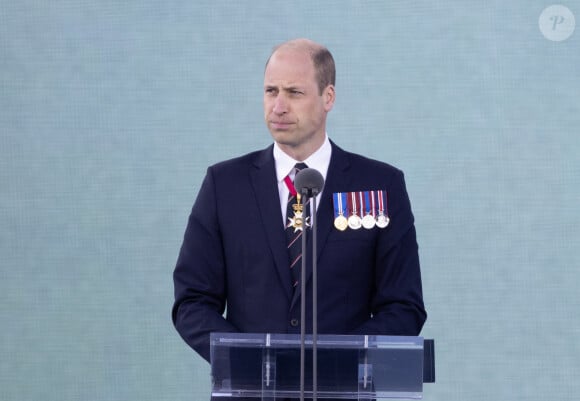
(294, 168), (324, 197)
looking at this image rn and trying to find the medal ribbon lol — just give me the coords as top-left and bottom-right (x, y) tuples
(383, 190), (388, 216)
(364, 191), (372, 216)
(333, 192), (346, 218)
(377, 190), (384, 215)
(349, 192), (358, 217)
(284, 175), (297, 196)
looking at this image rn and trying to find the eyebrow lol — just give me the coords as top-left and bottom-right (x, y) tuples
(264, 84), (305, 92)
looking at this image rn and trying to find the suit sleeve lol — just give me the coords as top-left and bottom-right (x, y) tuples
(172, 167), (238, 362)
(352, 170), (427, 336)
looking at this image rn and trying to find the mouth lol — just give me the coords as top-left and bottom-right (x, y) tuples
(269, 121), (295, 130)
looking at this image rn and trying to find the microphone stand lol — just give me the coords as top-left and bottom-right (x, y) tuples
(299, 192), (307, 401)
(299, 187), (319, 401)
(311, 188), (318, 401)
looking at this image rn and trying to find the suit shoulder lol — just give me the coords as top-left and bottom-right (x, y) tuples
(343, 149), (404, 177)
(207, 146), (272, 175)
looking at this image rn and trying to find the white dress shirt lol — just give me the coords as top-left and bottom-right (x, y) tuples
(273, 135), (332, 227)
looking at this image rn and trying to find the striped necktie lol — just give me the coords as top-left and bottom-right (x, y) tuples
(284, 162), (309, 289)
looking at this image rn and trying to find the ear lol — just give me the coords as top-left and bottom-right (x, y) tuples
(322, 85), (335, 112)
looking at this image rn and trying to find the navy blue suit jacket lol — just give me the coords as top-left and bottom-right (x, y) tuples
(172, 141), (426, 362)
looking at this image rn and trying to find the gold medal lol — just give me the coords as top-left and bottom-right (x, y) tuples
(334, 215), (348, 231)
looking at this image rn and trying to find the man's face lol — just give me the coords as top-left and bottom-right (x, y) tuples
(264, 49), (334, 158)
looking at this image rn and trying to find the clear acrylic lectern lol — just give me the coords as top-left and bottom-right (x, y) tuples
(210, 333), (434, 400)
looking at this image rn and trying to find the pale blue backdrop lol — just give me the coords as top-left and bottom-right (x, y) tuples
(1, 1), (579, 400)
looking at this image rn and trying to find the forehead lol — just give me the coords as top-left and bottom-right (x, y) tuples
(264, 49), (317, 87)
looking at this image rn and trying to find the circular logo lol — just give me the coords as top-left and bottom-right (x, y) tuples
(539, 5), (576, 41)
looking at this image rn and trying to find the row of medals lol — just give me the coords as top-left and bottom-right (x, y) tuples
(333, 191), (390, 231)
(289, 194), (390, 232)
(334, 211), (390, 231)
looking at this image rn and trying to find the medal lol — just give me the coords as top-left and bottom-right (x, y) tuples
(347, 191), (362, 230)
(361, 191), (376, 229)
(376, 213), (389, 228)
(287, 193), (310, 232)
(284, 174), (310, 232)
(375, 190), (390, 228)
(333, 192), (348, 231)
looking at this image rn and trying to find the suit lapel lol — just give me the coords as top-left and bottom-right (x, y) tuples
(249, 146), (293, 302)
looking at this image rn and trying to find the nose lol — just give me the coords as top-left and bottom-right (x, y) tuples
(272, 95), (287, 115)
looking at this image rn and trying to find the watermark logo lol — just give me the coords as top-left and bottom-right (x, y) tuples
(539, 5), (575, 41)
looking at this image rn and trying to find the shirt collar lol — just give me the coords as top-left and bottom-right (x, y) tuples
(273, 135), (332, 182)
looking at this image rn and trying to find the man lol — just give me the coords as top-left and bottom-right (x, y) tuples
(173, 38), (426, 375)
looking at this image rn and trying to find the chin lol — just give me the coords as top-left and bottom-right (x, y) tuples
(270, 131), (294, 143)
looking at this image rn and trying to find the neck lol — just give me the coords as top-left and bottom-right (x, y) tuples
(276, 135), (325, 162)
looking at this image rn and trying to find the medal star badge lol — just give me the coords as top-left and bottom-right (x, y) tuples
(287, 193), (310, 232)
(288, 211), (307, 232)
